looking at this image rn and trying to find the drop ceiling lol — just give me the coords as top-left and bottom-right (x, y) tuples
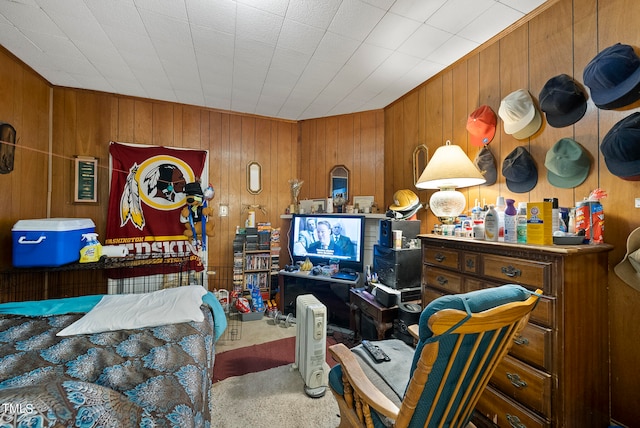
(0, 0), (548, 121)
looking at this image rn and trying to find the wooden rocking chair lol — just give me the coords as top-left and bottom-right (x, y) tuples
(328, 284), (541, 428)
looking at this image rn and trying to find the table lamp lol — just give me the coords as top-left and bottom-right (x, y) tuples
(415, 140), (486, 223)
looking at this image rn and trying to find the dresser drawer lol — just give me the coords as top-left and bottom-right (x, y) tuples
(477, 386), (550, 428)
(491, 355), (552, 417)
(462, 252), (480, 274)
(529, 295), (554, 328)
(510, 322), (553, 372)
(482, 254), (552, 293)
(423, 247), (459, 270)
(424, 267), (463, 294)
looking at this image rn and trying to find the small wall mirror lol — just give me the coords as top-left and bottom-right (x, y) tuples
(413, 145), (429, 186)
(247, 161), (262, 194)
(330, 165), (349, 202)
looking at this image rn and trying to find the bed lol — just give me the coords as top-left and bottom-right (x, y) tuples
(0, 285), (227, 427)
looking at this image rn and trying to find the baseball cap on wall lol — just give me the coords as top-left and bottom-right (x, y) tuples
(583, 43), (640, 110)
(498, 89), (543, 140)
(544, 138), (591, 188)
(473, 146), (497, 186)
(466, 105), (497, 147)
(502, 146), (538, 193)
(600, 112), (640, 180)
(539, 74), (588, 127)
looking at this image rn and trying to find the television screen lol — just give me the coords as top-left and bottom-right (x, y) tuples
(289, 214), (365, 272)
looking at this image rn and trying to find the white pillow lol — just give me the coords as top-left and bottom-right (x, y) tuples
(57, 285), (208, 336)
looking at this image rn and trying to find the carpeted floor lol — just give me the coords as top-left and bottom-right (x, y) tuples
(210, 316), (355, 427)
(211, 364), (341, 428)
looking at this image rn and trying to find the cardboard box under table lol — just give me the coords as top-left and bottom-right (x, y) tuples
(12, 218), (96, 267)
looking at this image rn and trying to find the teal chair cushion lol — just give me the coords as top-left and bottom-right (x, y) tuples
(329, 284), (533, 428)
(407, 284), (532, 428)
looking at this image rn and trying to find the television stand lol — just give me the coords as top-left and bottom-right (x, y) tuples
(277, 269), (362, 329)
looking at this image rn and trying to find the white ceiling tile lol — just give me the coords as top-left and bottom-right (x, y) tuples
(0, 0), (550, 120)
(0, 1), (63, 36)
(134, 0), (188, 21)
(328, 0), (386, 41)
(21, 29), (83, 59)
(426, 0), (495, 34)
(238, 0), (289, 17)
(277, 18), (325, 55)
(85, 0), (146, 35)
(362, 0), (394, 11)
(186, 0), (236, 33)
(191, 25), (235, 58)
(425, 34), (479, 66)
(236, 3), (284, 46)
(389, 0), (447, 22)
(458, 3), (524, 44)
(499, 0), (547, 14)
(398, 24), (451, 59)
(313, 32), (360, 65)
(365, 12), (421, 50)
(285, 0), (341, 30)
(139, 9), (192, 45)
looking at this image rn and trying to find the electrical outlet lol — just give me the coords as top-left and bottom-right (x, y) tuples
(636, 198), (640, 208)
(219, 204), (229, 217)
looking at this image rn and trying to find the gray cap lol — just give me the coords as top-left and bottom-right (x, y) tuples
(474, 146), (497, 186)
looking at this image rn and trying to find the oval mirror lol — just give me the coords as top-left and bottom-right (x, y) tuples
(247, 161), (262, 194)
(330, 165), (349, 202)
(413, 145), (429, 186)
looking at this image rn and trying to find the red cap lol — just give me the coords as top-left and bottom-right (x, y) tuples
(466, 105), (497, 147)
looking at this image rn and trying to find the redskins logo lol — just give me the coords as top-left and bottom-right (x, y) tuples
(120, 155), (197, 230)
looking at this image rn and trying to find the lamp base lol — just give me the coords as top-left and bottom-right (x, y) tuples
(437, 216), (457, 225)
(429, 188), (467, 219)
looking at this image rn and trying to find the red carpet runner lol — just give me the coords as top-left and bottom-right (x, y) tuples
(213, 336), (339, 382)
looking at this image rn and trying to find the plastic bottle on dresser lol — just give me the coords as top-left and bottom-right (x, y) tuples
(484, 204), (499, 242)
(495, 196), (506, 241)
(517, 202), (528, 244)
(504, 199), (517, 243)
(544, 198), (559, 233)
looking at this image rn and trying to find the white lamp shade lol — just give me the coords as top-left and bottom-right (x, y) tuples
(416, 141), (486, 189)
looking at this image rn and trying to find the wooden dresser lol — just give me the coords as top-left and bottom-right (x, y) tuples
(419, 234), (612, 428)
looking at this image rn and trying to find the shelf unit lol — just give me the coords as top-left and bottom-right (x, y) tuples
(232, 223), (279, 300)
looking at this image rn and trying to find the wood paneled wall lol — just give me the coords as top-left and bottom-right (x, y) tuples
(0, 54), (298, 288)
(297, 110), (385, 207)
(1, 0), (639, 423)
(384, 0), (640, 424)
(0, 49), (51, 266)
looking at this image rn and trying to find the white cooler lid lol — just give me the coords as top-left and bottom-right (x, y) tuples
(12, 218), (95, 232)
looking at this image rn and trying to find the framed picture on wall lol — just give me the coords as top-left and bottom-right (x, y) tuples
(74, 156), (98, 203)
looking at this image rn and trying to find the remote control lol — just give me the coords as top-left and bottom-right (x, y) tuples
(361, 340), (390, 363)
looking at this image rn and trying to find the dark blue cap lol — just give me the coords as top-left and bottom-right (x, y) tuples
(583, 43), (640, 110)
(539, 74), (587, 127)
(601, 112), (640, 180)
(502, 146), (538, 193)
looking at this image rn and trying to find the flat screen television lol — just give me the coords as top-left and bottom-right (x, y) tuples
(289, 214), (365, 273)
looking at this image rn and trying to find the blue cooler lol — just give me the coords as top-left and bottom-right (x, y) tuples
(12, 218), (96, 267)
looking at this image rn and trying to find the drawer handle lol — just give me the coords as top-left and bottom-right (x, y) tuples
(434, 253), (446, 263)
(506, 372), (528, 389)
(436, 276), (448, 286)
(506, 414), (526, 428)
(501, 265), (522, 278)
(513, 335), (529, 346)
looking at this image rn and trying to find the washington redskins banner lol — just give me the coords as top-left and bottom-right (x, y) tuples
(105, 142), (208, 271)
